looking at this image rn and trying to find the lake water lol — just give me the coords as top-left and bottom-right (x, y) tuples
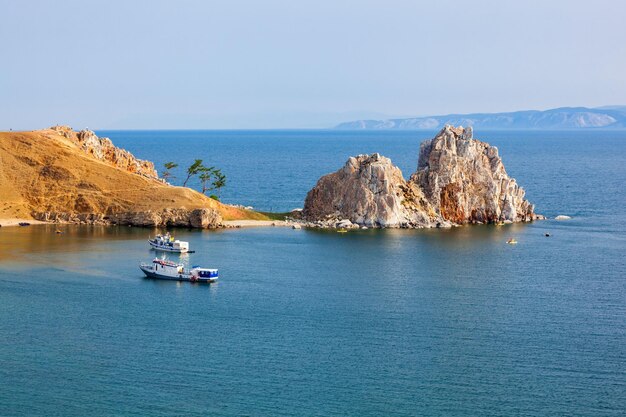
(1, 130), (625, 416)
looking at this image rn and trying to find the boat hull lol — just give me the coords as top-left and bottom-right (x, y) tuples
(140, 266), (218, 283)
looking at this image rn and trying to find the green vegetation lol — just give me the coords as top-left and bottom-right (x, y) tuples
(198, 165), (215, 194)
(161, 161), (178, 182)
(198, 166), (227, 197)
(182, 159), (204, 187)
(211, 169), (226, 197)
(165, 160), (228, 197)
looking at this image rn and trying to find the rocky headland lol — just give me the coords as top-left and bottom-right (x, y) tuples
(302, 125), (542, 228)
(0, 126), (266, 227)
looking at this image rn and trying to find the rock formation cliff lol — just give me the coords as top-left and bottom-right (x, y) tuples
(303, 126), (539, 228)
(410, 125), (535, 224)
(33, 208), (222, 228)
(50, 125), (158, 179)
(303, 153), (442, 228)
(0, 126), (265, 227)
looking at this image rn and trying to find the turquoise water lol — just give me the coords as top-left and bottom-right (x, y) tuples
(1, 130), (625, 416)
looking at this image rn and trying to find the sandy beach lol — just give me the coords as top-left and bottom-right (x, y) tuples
(0, 218), (47, 227)
(223, 220), (290, 228)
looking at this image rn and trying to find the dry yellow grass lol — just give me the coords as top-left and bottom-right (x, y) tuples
(0, 128), (268, 222)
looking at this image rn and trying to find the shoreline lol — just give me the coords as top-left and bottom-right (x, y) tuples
(223, 220), (290, 228)
(0, 218), (48, 227)
(1, 217), (546, 230)
(0, 218), (292, 229)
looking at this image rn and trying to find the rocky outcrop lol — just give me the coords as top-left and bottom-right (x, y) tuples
(189, 208), (222, 228)
(32, 208), (222, 228)
(303, 153), (443, 228)
(50, 125), (158, 179)
(410, 125), (535, 224)
(303, 126), (540, 228)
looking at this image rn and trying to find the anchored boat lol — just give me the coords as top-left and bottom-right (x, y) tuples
(140, 258), (218, 283)
(148, 233), (190, 253)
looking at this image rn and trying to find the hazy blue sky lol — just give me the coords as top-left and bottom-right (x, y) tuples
(1, 0), (625, 129)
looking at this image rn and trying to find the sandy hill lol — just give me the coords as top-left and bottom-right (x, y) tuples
(0, 126), (266, 225)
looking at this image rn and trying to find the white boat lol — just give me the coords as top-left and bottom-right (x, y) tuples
(148, 233), (190, 253)
(140, 258), (218, 283)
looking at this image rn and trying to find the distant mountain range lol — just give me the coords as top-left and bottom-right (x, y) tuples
(335, 106), (626, 130)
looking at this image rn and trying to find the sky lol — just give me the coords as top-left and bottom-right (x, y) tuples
(1, 0), (625, 129)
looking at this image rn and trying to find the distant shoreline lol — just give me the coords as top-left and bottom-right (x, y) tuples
(335, 106), (626, 130)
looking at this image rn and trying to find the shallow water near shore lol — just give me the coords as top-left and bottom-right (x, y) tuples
(1, 130), (625, 416)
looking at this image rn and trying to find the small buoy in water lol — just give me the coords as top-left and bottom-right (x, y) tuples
(507, 238), (518, 244)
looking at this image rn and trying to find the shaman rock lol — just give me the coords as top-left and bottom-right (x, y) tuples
(303, 126), (539, 228)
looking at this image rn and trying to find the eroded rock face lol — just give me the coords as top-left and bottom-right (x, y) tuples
(33, 208), (223, 229)
(189, 208), (222, 228)
(50, 126), (158, 179)
(410, 125), (535, 223)
(303, 126), (538, 228)
(303, 153), (441, 227)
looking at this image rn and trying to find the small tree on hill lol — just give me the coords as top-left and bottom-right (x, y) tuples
(211, 169), (227, 198)
(183, 159), (204, 187)
(198, 165), (216, 195)
(162, 161), (178, 182)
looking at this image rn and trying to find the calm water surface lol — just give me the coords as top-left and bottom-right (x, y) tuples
(1, 130), (625, 416)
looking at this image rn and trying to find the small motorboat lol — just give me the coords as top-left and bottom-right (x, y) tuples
(507, 238), (518, 245)
(140, 258), (218, 283)
(148, 232), (190, 253)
